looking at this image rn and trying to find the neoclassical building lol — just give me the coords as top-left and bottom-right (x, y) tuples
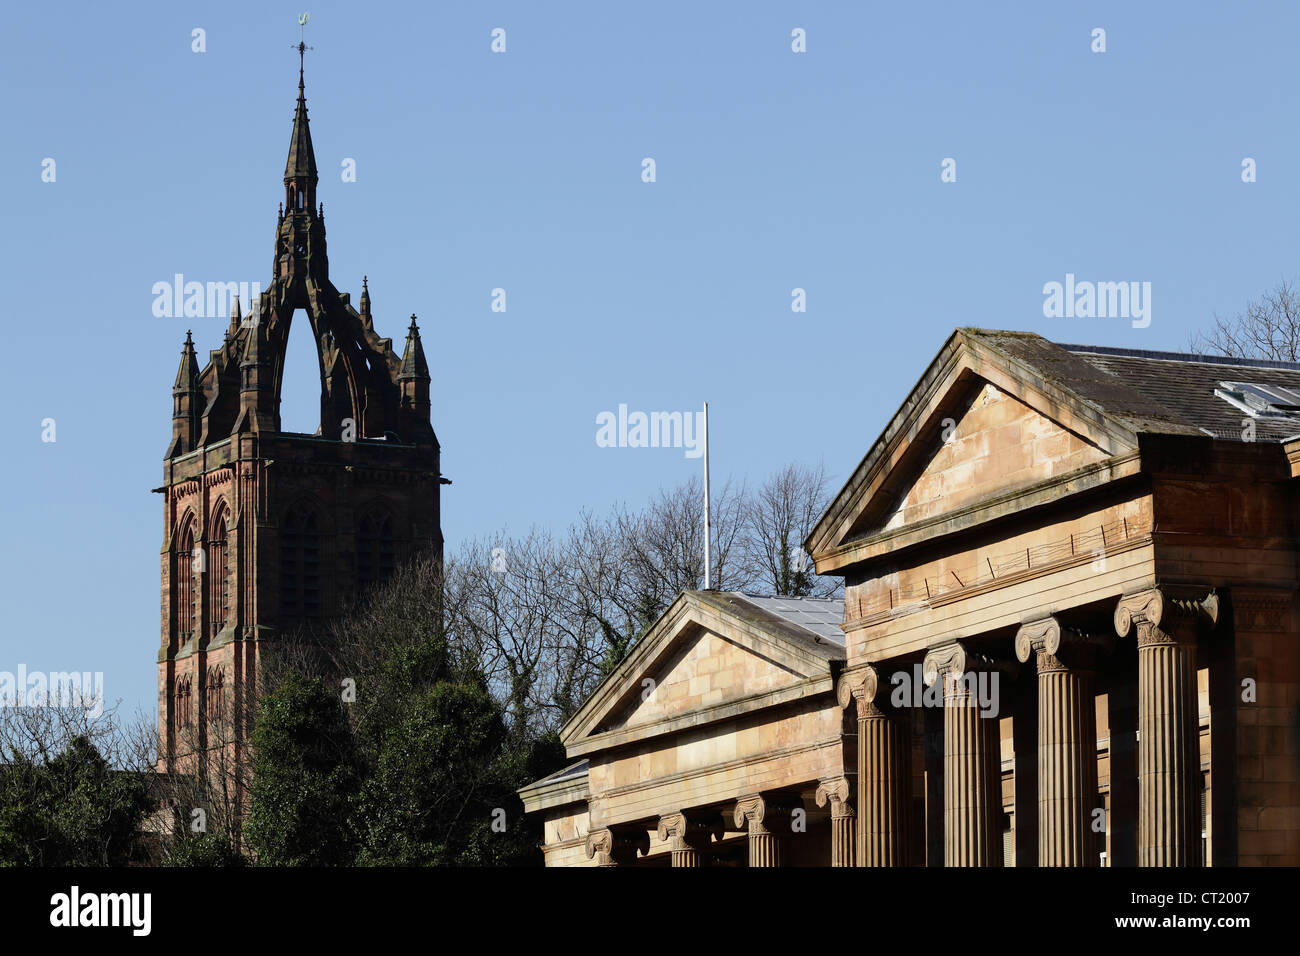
(522, 328), (1300, 866)
(156, 47), (444, 781)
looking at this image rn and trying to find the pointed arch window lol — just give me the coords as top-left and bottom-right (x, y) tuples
(281, 504), (322, 623)
(357, 512), (395, 590)
(207, 666), (225, 723)
(208, 503), (230, 637)
(175, 675), (193, 730)
(175, 517), (197, 642)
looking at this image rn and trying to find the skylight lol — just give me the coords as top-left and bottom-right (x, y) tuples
(1214, 381), (1300, 418)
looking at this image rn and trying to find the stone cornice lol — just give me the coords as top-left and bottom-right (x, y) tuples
(517, 770), (591, 815)
(590, 733), (846, 814)
(820, 454), (1143, 576)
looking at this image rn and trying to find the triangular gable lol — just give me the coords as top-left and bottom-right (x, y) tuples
(560, 591), (841, 759)
(806, 330), (1149, 574)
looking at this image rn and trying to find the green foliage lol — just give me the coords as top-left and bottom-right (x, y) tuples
(244, 672), (360, 866)
(356, 679), (507, 865)
(247, 559), (564, 866)
(0, 735), (151, 866)
(163, 832), (247, 867)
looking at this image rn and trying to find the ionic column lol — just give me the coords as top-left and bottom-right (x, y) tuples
(733, 793), (797, 867)
(585, 826), (649, 867)
(1115, 588), (1217, 867)
(923, 642), (1008, 867)
(656, 811), (719, 867)
(814, 777), (856, 867)
(839, 665), (910, 866)
(1015, 617), (1111, 867)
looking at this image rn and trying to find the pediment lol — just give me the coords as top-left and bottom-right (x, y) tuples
(561, 591), (841, 757)
(868, 378), (1109, 534)
(807, 330), (1143, 573)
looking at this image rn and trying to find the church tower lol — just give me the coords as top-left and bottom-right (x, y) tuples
(157, 46), (445, 783)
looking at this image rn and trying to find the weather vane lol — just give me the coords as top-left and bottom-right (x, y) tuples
(292, 12), (313, 73)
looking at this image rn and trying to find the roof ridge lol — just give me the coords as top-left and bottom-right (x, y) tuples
(1058, 342), (1300, 372)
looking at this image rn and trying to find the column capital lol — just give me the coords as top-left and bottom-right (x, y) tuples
(733, 792), (800, 831)
(656, 810), (721, 848)
(922, 640), (1014, 687)
(1014, 616), (1113, 670)
(1115, 587), (1218, 645)
(815, 776), (855, 819)
(837, 663), (890, 718)
(585, 826), (649, 866)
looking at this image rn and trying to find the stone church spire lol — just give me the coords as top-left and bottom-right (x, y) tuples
(284, 41), (318, 204)
(277, 42), (326, 282)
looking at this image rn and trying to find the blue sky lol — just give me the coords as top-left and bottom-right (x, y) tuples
(1, 1), (1297, 722)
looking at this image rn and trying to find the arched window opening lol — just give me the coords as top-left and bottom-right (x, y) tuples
(208, 505), (229, 638)
(357, 512), (395, 591)
(281, 504), (322, 624)
(176, 518), (197, 642)
(207, 667), (225, 723)
(175, 676), (192, 730)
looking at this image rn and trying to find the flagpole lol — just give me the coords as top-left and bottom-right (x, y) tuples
(703, 401), (711, 590)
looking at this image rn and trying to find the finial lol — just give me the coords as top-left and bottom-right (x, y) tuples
(362, 275), (368, 289)
(294, 14), (312, 92)
(409, 313), (419, 332)
(185, 329), (193, 345)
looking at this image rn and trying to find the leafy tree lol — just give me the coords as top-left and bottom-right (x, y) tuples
(244, 672), (360, 865)
(0, 734), (151, 866)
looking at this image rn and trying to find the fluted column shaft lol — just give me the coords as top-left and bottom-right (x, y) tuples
(1137, 628), (1201, 866)
(859, 702), (910, 865)
(925, 642), (1005, 867)
(943, 675), (1002, 866)
(1037, 654), (1098, 866)
(839, 666), (909, 866)
(1015, 617), (1108, 868)
(1115, 588), (1216, 868)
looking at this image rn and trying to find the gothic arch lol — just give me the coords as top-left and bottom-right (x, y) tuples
(356, 502), (398, 590)
(207, 500), (231, 637)
(280, 499), (325, 625)
(174, 513), (198, 643)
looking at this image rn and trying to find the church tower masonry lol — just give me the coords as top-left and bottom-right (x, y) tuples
(157, 46), (445, 781)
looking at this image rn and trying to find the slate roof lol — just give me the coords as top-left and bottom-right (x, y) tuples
(534, 760), (588, 785)
(700, 591), (845, 654)
(971, 330), (1300, 443)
